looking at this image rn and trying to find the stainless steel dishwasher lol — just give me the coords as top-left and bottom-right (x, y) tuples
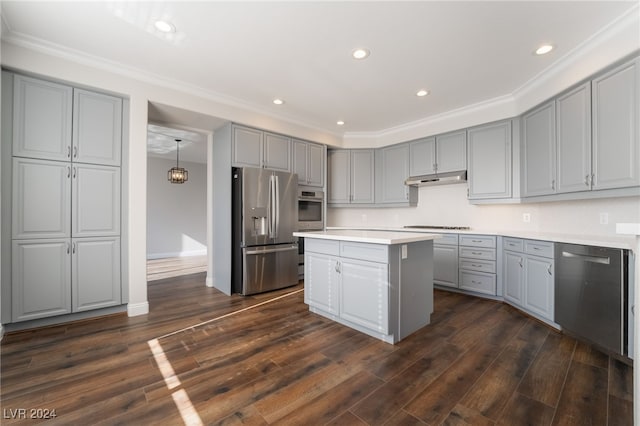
(555, 243), (629, 356)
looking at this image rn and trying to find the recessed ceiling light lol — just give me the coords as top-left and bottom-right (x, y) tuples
(535, 44), (554, 55)
(273, 98), (284, 105)
(352, 48), (370, 60)
(154, 20), (175, 33)
(337, 121), (345, 126)
(416, 89), (429, 97)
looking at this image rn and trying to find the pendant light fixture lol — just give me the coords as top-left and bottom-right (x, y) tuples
(167, 139), (188, 184)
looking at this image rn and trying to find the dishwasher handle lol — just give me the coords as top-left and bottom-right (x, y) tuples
(561, 251), (610, 265)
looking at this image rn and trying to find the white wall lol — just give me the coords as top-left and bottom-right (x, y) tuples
(147, 158), (207, 258)
(328, 184), (640, 238)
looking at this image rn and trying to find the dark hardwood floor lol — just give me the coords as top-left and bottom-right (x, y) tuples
(1, 272), (633, 425)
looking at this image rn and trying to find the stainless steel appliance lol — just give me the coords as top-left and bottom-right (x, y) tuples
(555, 243), (629, 356)
(232, 167), (298, 295)
(297, 190), (324, 231)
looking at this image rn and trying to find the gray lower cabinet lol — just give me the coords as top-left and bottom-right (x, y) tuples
(293, 139), (324, 187)
(72, 237), (121, 312)
(467, 120), (512, 200)
(304, 251), (340, 315)
(375, 144), (417, 205)
(502, 238), (554, 323)
(232, 124), (291, 171)
(340, 258), (389, 333)
(433, 233), (459, 288)
(12, 239), (71, 322)
(592, 57), (640, 190)
(328, 149), (374, 204)
(458, 235), (497, 295)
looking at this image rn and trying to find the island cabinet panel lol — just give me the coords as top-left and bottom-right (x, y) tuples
(340, 259), (389, 334)
(433, 244), (458, 288)
(503, 250), (524, 305)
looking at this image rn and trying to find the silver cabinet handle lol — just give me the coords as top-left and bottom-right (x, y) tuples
(471, 264), (482, 268)
(73, 167), (76, 179)
(335, 261), (341, 273)
(585, 174), (590, 187)
(73, 146), (77, 158)
(67, 166), (71, 178)
(471, 240), (483, 243)
(591, 173), (595, 186)
(471, 251), (483, 256)
(519, 258), (523, 268)
(551, 179), (555, 190)
(547, 264), (552, 275)
(66, 243), (70, 254)
(67, 146), (71, 158)
(72, 242), (76, 254)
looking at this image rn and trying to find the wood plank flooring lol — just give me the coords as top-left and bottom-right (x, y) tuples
(1, 273), (633, 425)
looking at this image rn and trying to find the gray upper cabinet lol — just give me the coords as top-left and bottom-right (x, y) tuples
(376, 144), (416, 204)
(522, 101), (556, 196)
(73, 89), (122, 166)
(328, 149), (374, 204)
(409, 137), (436, 176)
(232, 125), (291, 172)
(408, 131), (466, 176)
(293, 139), (324, 187)
(72, 164), (121, 237)
(13, 75), (73, 161)
(436, 130), (467, 173)
(467, 120), (512, 199)
(556, 82), (592, 193)
(592, 57), (640, 190)
(232, 125), (263, 168)
(72, 237), (121, 312)
(12, 158), (71, 239)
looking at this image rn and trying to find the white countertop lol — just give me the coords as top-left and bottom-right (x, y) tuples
(324, 226), (637, 251)
(293, 229), (441, 245)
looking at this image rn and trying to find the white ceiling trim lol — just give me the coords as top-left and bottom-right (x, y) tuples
(0, 30), (343, 139)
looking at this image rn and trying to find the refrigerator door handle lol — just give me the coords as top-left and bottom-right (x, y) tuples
(275, 175), (280, 239)
(268, 174), (275, 238)
(245, 245), (298, 255)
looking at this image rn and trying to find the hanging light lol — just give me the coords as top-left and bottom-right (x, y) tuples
(167, 139), (188, 184)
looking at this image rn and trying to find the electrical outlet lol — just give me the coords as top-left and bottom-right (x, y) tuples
(401, 244), (408, 259)
(600, 213), (609, 225)
(522, 213), (531, 223)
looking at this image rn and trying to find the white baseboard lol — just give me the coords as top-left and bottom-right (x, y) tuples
(127, 301), (149, 317)
(147, 250), (207, 260)
(206, 275), (214, 287)
(0, 324), (4, 342)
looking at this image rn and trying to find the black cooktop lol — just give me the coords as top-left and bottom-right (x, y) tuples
(404, 225), (470, 230)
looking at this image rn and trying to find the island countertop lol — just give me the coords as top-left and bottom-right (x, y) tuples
(293, 229), (441, 245)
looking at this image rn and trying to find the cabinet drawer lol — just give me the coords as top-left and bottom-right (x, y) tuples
(459, 246), (496, 261)
(503, 237), (524, 252)
(459, 235), (496, 248)
(434, 233), (459, 246)
(459, 258), (496, 273)
(459, 271), (496, 295)
(305, 238), (339, 256)
(524, 240), (554, 258)
(340, 241), (388, 263)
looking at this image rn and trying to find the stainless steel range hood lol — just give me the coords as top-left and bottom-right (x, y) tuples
(404, 170), (467, 187)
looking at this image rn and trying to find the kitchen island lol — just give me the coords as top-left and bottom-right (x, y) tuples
(293, 230), (440, 343)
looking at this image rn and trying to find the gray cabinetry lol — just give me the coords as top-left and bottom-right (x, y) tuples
(232, 124), (291, 171)
(73, 89), (122, 166)
(409, 137), (435, 176)
(376, 144), (417, 205)
(12, 75), (73, 162)
(72, 164), (121, 237)
(592, 57), (640, 190)
(340, 258), (389, 333)
(328, 149), (374, 204)
(433, 233), (458, 289)
(523, 101), (556, 196)
(11, 239), (71, 322)
(293, 139), (324, 187)
(72, 237), (121, 312)
(458, 235), (497, 295)
(408, 131), (466, 176)
(503, 250), (524, 304)
(467, 120), (512, 199)
(304, 251), (340, 315)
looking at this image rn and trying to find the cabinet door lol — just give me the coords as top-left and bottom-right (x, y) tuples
(556, 83), (592, 193)
(436, 131), (466, 173)
(503, 251), (524, 305)
(232, 125), (263, 168)
(524, 256), (554, 320)
(264, 132), (291, 171)
(328, 150), (351, 203)
(351, 150), (375, 203)
(72, 89), (122, 166)
(304, 252), (339, 315)
(12, 75), (72, 161)
(72, 237), (121, 312)
(523, 101), (556, 196)
(592, 58), (640, 189)
(72, 164), (121, 237)
(340, 259), (389, 333)
(12, 239), (71, 322)
(409, 137), (436, 176)
(292, 139), (308, 184)
(467, 121), (512, 199)
(12, 158), (71, 239)
(434, 244), (458, 288)
(378, 144), (409, 203)
(307, 142), (325, 187)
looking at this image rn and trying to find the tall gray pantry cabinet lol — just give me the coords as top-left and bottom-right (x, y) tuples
(6, 73), (123, 323)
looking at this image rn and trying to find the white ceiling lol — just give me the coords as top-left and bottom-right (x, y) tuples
(1, 1), (638, 137)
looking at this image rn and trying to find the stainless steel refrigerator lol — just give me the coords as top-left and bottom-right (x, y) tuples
(232, 167), (299, 295)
